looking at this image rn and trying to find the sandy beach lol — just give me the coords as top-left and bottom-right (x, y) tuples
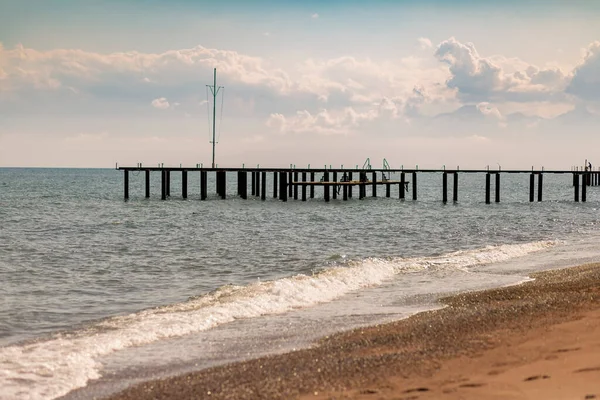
(106, 263), (600, 400)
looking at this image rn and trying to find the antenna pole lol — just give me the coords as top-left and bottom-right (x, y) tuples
(211, 68), (217, 168)
(207, 68), (223, 168)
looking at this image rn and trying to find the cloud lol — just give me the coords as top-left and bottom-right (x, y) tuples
(434, 38), (504, 99)
(566, 41), (600, 101)
(151, 97), (170, 109)
(267, 107), (378, 135)
(311, 13), (319, 19)
(417, 37), (432, 50)
(434, 37), (568, 103)
(0, 43), (294, 97)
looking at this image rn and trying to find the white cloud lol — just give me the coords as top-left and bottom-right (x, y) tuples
(311, 13), (319, 19)
(267, 107), (378, 135)
(417, 37), (433, 50)
(434, 37), (568, 103)
(151, 97), (170, 109)
(566, 41), (600, 100)
(0, 43), (294, 96)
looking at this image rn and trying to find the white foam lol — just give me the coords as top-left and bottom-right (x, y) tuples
(0, 240), (554, 400)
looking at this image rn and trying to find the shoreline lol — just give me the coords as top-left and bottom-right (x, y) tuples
(102, 263), (600, 400)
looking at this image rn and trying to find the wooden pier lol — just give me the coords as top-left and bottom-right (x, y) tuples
(118, 166), (600, 203)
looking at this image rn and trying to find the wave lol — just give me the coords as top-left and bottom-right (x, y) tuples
(0, 240), (554, 400)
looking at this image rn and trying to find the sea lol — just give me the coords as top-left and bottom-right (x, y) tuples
(1, 167), (600, 400)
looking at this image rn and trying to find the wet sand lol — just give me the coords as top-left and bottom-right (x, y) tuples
(106, 263), (600, 400)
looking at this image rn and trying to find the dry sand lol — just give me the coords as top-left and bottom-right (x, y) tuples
(106, 264), (600, 400)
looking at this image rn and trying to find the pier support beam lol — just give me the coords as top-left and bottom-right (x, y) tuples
(240, 171), (248, 199)
(343, 182), (348, 201)
(294, 172), (299, 200)
(485, 173), (491, 204)
(251, 171), (256, 196)
(412, 172), (417, 201)
(348, 172), (353, 198)
(574, 173), (579, 202)
(529, 173), (535, 202)
(200, 171), (207, 200)
(273, 172), (278, 198)
(161, 170), (167, 200)
(443, 172), (448, 204)
(288, 172), (293, 198)
(145, 170), (150, 198)
(453, 172), (458, 203)
(182, 170), (188, 199)
(302, 172), (307, 201)
(400, 172), (405, 200)
(324, 171), (330, 202)
(310, 172), (315, 198)
(495, 173), (500, 203)
(124, 170), (129, 200)
(333, 172), (338, 200)
(372, 172), (377, 197)
(261, 171), (266, 200)
(166, 170), (171, 197)
(537, 173), (543, 202)
(359, 172), (366, 199)
(582, 173), (587, 202)
(279, 171), (288, 201)
(216, 171), (226, 199)
(255, 171), (260, 198)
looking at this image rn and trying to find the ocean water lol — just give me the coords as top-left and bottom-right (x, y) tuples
(1, 167), (600, 400)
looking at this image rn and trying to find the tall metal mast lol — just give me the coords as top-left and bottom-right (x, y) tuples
(207, 68), (223, 168)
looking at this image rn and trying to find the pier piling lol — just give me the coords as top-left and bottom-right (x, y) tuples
(124, 170), (129, 200)
(537, 173), (543, 202)
(302, 172), (307, 201)
(145, 170), (150, 198)
(582, 173), (587, 202)
(485, 173), (491, 204)
(333, 172), (338, 200)
(348, 172), (353, 198)
(182, 170), (188, 199)
(372, 172), (377, 197)
(412, 172), (417, 201)
(261, 171), (266, 200)
(529, 173), (535, 202)
(201, 171), (207, 200)
(400, 172), (405, 199)
(310, 172), (315, 198)
(453, 172), (458, 202)
(294, 172), (299, 200)
(324, 171), (330, 202)
(166, 171), (170, 197)
(574, 173), (580, 202)
(495, 173), (500, 203)
(279, 172), (287, 201)
(273, 172), (278, 198)
(443, 172), (448, 204)
(161, 170), (166, 200)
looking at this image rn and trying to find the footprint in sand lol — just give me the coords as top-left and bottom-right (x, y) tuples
(459, 383), (486, 388)
(403, 387), (429, 393)
(554, 347), (581, 353)
(524, 375), (550, 382)
(574, 366), (600, 373)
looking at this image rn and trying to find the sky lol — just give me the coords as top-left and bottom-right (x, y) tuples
(1, 0), (600, 169)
